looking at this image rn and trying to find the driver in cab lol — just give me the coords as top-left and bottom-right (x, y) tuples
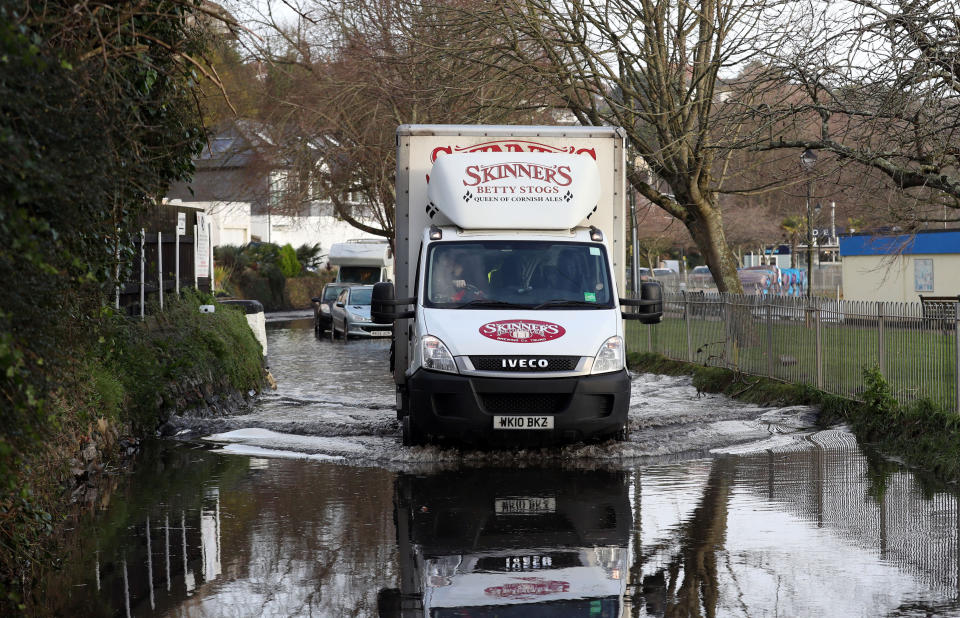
(433, 251), (484, 303)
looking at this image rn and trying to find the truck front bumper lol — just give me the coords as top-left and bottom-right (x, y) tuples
(405, 369), (630, 445)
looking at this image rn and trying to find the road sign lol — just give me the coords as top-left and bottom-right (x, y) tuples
(195, 212), (209, 278)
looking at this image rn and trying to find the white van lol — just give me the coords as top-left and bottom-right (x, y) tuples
(374, 126), (662, 446)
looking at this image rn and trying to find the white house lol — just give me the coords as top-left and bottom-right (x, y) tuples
(165, 120), (383, 260)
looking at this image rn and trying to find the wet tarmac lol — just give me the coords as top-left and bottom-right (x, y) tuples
(39, 316), (960, 616)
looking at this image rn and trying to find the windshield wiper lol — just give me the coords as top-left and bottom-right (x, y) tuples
(532, 299), (606, 310)
(455, 299), (533, 309)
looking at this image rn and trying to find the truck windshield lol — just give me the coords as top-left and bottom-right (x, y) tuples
(424, 241), (614, 309)
(338, 266), (380, 283)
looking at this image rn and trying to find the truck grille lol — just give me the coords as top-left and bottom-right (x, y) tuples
(470, 356), (579, 372)
(479, 393), (570, 414)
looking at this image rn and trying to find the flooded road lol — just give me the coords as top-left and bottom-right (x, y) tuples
(42, 316), (960, 616)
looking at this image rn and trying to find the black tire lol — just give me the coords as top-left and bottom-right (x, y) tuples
(614, 425), (630, 442)
(401, 414), (424, 447)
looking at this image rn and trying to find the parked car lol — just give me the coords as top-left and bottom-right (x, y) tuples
(639, 267), (677, 281)
(330, 285), (392, 339)
(312, 283), (349, 335)
(687, 265), (713, 291)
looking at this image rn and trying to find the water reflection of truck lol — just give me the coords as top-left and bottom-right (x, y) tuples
(372, 125), (663, 446)
(378, 468), (630, 618)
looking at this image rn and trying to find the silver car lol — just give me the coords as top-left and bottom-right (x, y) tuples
(330, 285), (393, 339)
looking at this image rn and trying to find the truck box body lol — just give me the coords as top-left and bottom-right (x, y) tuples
(391, 125), (636, 445)
(396, 125), (626, 302)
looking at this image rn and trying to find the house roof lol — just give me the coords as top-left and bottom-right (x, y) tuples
(839, 229), (960, 256)
(195, 119), (276, 169)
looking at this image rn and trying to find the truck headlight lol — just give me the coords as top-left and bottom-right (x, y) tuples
(591, 336), (624, 374)
(421, 335), (458, 374)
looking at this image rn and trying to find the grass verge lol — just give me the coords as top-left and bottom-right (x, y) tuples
(628, 352), (960, 484)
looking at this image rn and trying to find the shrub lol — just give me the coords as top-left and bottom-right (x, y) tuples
(277, 244), (301, 278)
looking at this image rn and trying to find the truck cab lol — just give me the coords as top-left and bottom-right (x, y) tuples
(402, 226), (633, 445)
(376, 126), (662, 446)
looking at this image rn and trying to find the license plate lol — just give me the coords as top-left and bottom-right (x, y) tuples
(495, 497), (557, 515)
(370, 330), (391, 336)
(493, 415), (554, 430)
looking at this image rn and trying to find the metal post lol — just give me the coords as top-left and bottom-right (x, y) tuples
(208, 221), (215, 293)
(684, 291), (693, 362)
(815, 301), (823, 389)
(766, 301), (774, 378)
(806, 179), (813, 298)
(800, 149), (817, 297)
(630, 184), (639, 296)
(158, 232), (163, 311)
(139, 228), (145, 320)
(830, 201), (837, 261)
(115, 229), (121, 311)
(175, 225), (180, 297)
(955, 301), (960, 413)
(724, 295), (732, 369)
(877, 302), (885, 377)
(647, 323), (652, 353)
(193, 224), (198, 291)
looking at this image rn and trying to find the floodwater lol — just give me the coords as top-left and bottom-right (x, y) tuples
(40, 315), (960, 617)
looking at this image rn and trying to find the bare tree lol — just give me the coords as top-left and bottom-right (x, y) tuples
(745, 0), (960, 229)
(223, 0), (553, 242)
(425, 0), (801, 293)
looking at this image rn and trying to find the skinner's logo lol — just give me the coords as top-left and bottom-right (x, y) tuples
(463, 162), (573, 187)
(479, 320), (566, 343)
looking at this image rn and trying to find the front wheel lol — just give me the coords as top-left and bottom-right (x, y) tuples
(613, 425), (630, 442)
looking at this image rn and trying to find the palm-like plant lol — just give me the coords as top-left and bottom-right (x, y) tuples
(780, 216), (805, 268)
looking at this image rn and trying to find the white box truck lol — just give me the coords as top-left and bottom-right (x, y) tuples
(327, 238), (394, 284)
(373, 125), (662, 446)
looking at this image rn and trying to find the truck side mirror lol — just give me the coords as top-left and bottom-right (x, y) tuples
(620, 281), (663, 324)
(372, 282), (416, 323)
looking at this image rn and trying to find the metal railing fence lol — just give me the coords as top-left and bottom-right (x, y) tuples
(627, 292), (960, 413)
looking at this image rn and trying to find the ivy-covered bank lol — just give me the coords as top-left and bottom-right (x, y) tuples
(0, 1), (226, 610)
(628, 352), (960, 485)
(2, 293), (265, 611)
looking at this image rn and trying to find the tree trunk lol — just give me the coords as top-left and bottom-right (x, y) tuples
(685, 208), (742, 295)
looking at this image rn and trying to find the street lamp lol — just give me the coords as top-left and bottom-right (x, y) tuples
(800, 149), (818, 297)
